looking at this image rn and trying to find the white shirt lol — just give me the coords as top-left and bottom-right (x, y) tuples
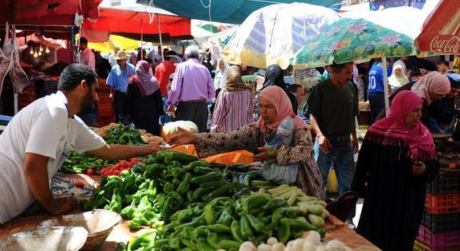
(0, 91), (105, 223)
(109, 53), (118, 68)
(80, 48), (96, 71)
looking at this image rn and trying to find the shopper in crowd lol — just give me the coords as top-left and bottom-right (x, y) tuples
(288, 84), (305, 114)
(125, 60), (164, 135)
(254, 64), (297, 120)
(437, 59), (451, 75)
(307, 62), (359, 227)
(108, 47), (120, 68)
(213, 59), (229, 90)
(427, 74), (460, 133)
(0, 64), (160, 224)
(166, 46), (215, 132)
(352, 91), (438, 251)
(388, 64), (410, 91)
(155, 51), (180, 125)
(368, 59), (386, 124)
(417, 59), (437, 76)
(79, 37), (95, 71)
(94, 51), (112, 79)
(211, 66), (253, 133)
(106, 51), (136, 123)
(129, 52), (137, 66)
(393, 56), (409, 77)
(169, 86), (323, 198)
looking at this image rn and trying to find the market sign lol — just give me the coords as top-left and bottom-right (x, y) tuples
(415, 0), (460, 54)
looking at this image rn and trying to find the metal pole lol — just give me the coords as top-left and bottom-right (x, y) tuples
(157, 14), (164, 62)
(12, 0), (18, 114)
(382, 57), (390, 116)
(141, 19), (144, 59)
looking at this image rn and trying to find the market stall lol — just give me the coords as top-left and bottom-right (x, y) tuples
(0, 123), (382, 251)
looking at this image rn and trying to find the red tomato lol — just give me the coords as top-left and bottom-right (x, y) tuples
(86, 168), (95, 175)
(104, 130), (109, 135)
(114, 163), (121, 169)
(75, 181), (85, 188)
(113, 170), (121, 176)
(130, 158), (138, 163)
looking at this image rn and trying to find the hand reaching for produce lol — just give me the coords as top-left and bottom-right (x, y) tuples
(148, 142), (161, 153)
(167, 127), (196, 146)
(253, 147), (267, 161)
(412, 161), (426, 176)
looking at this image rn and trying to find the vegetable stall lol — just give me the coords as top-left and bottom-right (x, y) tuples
(0, 124), (382, 251)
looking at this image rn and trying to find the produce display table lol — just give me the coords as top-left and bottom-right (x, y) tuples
(0, 173), (382, 251)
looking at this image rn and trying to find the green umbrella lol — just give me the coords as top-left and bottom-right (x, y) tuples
(293, 18), (416, 68)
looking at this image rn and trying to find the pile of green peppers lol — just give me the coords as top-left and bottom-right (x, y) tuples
(60, 152), (114, 174)
(103, 124), (145, 145)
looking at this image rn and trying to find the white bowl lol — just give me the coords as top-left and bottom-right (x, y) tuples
(38, 209), (122, 251)
(0, 226), (88, 251)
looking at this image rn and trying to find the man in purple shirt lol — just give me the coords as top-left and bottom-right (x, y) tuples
(166, 46), (215, 132)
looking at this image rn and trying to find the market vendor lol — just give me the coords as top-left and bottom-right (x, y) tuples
(0, 64), (160, 224)
(168, 85), (324, 199)
(427, 74), (460, 133)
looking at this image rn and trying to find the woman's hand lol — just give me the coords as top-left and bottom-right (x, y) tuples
(167, 127), (196, 146)
(318, 135), (331, 153)
(253, 147), (267, 161)
(412, 161), (426, 176)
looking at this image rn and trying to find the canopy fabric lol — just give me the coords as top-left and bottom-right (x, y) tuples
(88, 35), (139, 54)
(82, 8), (191, 38)
(0, 0), (101, 26)
(415, 0), (460, 54)
(136, 0), (341, 24)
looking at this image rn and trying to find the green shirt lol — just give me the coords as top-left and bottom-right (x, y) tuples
(306, 79), (358, 137)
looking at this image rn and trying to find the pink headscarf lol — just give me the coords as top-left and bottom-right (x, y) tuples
(368, 91), (436, 161)
(129, 60), (159, 97)
(411, 71), (450, 105)
(255, 86), (307, 133)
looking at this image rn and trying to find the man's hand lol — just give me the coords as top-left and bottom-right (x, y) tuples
(148, 142), (161, 153)
(168, 127), (196, 146)
(49, 196), (78, 215)
(167, 105), (176, 119)
(352, 139), (359, 154)
(318, 135), (331, 153)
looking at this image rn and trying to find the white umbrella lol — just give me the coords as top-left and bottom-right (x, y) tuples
(221, 3), (340, 69)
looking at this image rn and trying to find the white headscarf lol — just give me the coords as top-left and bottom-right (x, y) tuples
(388, 64), (409, 88)
(214, 59), (229, 89)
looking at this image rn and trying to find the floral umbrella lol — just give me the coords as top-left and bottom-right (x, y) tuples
(293, 18), (416, 69)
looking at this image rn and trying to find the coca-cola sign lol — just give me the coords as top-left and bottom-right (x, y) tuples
(430, 35), (460, 53)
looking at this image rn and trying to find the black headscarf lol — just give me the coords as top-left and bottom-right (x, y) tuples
(261, 64), (297, 114)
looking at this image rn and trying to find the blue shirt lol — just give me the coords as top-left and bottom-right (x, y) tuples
(106, 63), (136, 93)
(368, 64), (384, 93)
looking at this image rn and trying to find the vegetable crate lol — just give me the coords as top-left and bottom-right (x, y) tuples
(98, 93), (111, 104)
(422, 209), (460, 233)
(427, 175), (460, 194)
(414, 240), (460, 251)
(417, 225), (460, 249)
(98, 78), (110, 91)
(425, 192), (460, 214)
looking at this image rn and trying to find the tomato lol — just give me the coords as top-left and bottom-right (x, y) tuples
(86, 168), (94, 175)
(114, 163), (121, 169)
(120, 161), (128, 168)
(113, 170), (121, 176)
(74, 181), (85, 188)
(104, 130), (109, 135)
(449, 162), (457, 169)
(130, 158), (138, 163)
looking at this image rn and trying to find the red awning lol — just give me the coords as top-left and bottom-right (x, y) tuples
(415, 0), (460, 54)
(0, 0), (101, 26)
(82, 8), (191, 38)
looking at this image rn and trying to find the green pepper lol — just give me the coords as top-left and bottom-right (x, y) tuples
(242, 195), (269, 213)
(115, 242), (126, 251)
(127, 218), (142, 230)
(191, 172), (220, 184)
(137, 196), (152, 210)
(277, 219), (291, 244)
(131, 163), (146, 174)
(126, 231), (156, 251)
(262, 197), (286, 212)
(104, 188), (122, 213)
(164, 151), (199, 163)
(219, 240), (242, 250)
(120, 206), (136, 219)
(184, 160), (209, 170)
(245, 213), (265, 233)
(169, 191), (185, 205)
(177, 172), (193, 194)
(204, 204), (215, 224)
(193, 187), (206, 201)
(161, 197), (173, 219)
(171, 167), (186, 178)
(154, 151), (166, 162)
(272, 207), (285, 223)
(196, 240), (214, 251)
(163, 182), (175, 193)
(203, 184), (231, 201)
(186, 190), (195, 203)
(217, 210), (233, 226)
(283, 218), (317, 231)
(193, 225), (208, 239)
(207, 224), (231, 233)
(207, 232), (220, 249)
(168, 237), (181, 249)
(239, 214), (254, 239)
(79, 200), (93, 211)
(230, 220), (244, 242)
(174, 216), (206, 231)
(145, 180), (157, 201)
(193, 166), (216, 175)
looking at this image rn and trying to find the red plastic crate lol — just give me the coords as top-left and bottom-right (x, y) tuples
(97, 104), (113, 117)
(417, 225), (460, 249)
(98, 78), (110, 91)
(414, 240), (460, 251)
(97, 116), (115, 127)
(425, 192), (460, 214)
(98, 93), (111, 104)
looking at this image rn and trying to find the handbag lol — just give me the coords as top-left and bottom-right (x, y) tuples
(260, 131), (299, 184)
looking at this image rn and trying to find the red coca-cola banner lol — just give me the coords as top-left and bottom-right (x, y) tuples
(416, 0), (460, 54)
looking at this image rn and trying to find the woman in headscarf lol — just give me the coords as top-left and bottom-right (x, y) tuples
(213, 59), (229, 90)
(375, 71), (450, 124)
(388, 64), (409, 91)
(254, 64), (297, 120)
(169, 86), (323, 199)
(211, 66), (253, 133)
(352, 91), (439, 251)
(125, 60), (165, 135)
